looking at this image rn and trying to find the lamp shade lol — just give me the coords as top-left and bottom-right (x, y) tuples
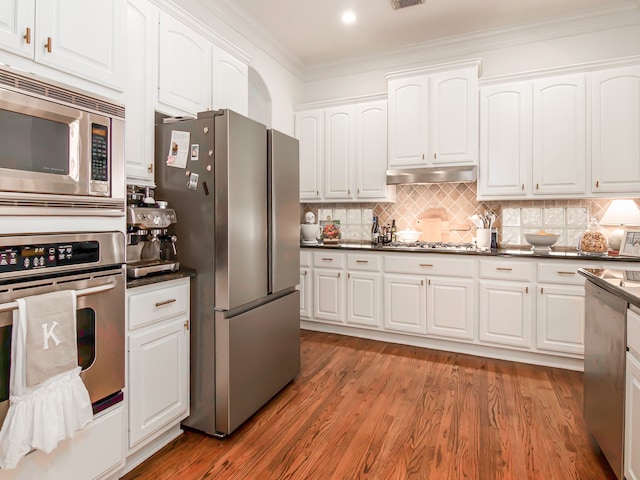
(600, 199), (640, 226)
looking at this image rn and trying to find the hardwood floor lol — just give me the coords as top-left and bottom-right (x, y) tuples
(122, 330), (615, 480)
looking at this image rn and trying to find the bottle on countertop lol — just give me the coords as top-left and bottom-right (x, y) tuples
(391, 219), (397, 243)
(371, 216), (379, 245)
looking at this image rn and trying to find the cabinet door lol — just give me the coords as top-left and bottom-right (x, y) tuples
(479, 82), (531, 197)
(536, 285), (585, 355)
(299, 267), (312, 319)
(158, 11), (211, 116)
(592, 65), (640, 193)
(35, 0), (125, 90)
(0, 0), (34, 58)
(388, 76), (429, 168)
(212, 45), (248, 116)
(383, 274), (427, 334)
(355, 100), (388, 199)
(426, 276), (474, 340)
(313, 269), (344, 323)
(347, 271), (381, 328)
(479, 280), (533, 348)
(532, 74), (586, 195)
(324, 105), (355, 199)
(128, 316), (189, 448)
(125, 0), (158, 185)
(295, 109), (323, 200)
(626, 352), (640, 480)
(430, 68), (477, 165)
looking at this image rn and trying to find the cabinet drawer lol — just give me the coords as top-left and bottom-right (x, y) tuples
(313, 251), (346, 269)
(347, 254), (381, 272)
(537, 263), (584, 285)
(479, 259), (533, 281)
(629, 307), (640, 355)
(128, 279), (189, 330)
(384, 254), (473, 277)
(300, 251), (312, 267)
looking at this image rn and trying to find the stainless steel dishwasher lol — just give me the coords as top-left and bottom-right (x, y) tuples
(584, 280), (627, 480)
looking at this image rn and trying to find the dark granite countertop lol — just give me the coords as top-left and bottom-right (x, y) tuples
(301, 242), (640, 262)
(126, 266), (196, 289)
(579, 267), (640, 308)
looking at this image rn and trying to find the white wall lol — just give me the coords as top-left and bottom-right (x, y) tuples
(299, 16), (640, 104)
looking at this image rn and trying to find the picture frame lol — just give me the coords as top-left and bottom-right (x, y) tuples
(619, 229), (640, 257)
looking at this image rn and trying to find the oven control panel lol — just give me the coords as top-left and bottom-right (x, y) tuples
(0, 241), (99, 273)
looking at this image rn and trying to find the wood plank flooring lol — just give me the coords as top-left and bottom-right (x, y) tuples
(122, 330), (616, 480)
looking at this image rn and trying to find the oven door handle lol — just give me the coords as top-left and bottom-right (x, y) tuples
(0, 282), (116, 314)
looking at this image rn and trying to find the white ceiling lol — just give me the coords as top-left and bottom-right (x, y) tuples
(212, 0), (636, 68)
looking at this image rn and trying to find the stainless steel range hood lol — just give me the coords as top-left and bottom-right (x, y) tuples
(386, 165), (477, 185)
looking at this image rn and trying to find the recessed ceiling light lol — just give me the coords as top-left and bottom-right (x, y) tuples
(342, 10), (356, 24)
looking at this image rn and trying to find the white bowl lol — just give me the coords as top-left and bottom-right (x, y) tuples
(396, 229), (420, 243)
(524, 233), (560, 248)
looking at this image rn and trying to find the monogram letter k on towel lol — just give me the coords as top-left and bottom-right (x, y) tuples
(0, 290), (93, 469)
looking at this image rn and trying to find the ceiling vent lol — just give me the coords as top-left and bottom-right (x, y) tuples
(391, 0), (424, 9)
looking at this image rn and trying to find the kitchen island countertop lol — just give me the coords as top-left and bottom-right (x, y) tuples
(302, 243), (640, 262)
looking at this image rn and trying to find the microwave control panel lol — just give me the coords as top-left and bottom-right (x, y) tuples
(90, 123), (109, 195)
(0, 241), (100, 274)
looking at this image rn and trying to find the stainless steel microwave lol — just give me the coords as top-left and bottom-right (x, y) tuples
(0, 66), (125, 212)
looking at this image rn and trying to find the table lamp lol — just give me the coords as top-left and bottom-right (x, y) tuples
(599, 199), (640, 251)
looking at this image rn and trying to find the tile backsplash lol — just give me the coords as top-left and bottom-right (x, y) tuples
(301, 183), (618, 247)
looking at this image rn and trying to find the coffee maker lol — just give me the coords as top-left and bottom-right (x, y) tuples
(126, 190), (180, 279)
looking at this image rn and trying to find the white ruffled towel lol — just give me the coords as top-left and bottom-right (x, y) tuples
(0, 290), (93, 469)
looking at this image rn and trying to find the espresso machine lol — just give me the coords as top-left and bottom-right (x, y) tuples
(126, 199), (180, 279)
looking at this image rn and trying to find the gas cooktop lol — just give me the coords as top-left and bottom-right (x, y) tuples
(385, 241), (476, 251)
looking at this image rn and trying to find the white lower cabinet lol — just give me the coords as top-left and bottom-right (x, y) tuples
(383, 274), (427, 334)
(313, 269), (345, 323)
(347, 271), (381, 328)
(426, 276), (474, 340)
(126, 278), (190, 454)
(479, 280), (533, 348)
(536, 284), (585, 355)
(627, 352), (640, 480)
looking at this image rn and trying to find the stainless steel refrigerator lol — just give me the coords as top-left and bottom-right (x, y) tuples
(154, 110), (300, 436)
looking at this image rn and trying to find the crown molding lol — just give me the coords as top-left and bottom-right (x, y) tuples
(385, 59), (482, 80)
(479, 54), (640, 85)
(182, 0), (304, 78)
(302, 3), (640, 82)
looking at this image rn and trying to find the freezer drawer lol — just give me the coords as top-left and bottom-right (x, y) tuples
(215, 290), (300, 434)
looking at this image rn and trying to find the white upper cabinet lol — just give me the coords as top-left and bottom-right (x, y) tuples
(295, 109), (324, 200)
(532, 74), (586, 196)
(0, 0), (125, 91)
(158, 11), (212, 116)
(479, 81), (532, 197)
(125, 0), (158, 186)
(429, 68), (478, 165)
(592, 65), (640, 193)
(355, 100), (389, 199)
(0, 0), (34, 58)
(324, 105), (355, 199)
(295, 96), (393, 202)
(388, 75), (429, 168)
(212, 45), (248, 116)
(387, 60), (480, 169)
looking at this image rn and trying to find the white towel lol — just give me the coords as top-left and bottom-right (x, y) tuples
(0, 290), (93, 469)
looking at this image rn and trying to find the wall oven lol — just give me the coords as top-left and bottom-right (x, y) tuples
(0, 232), (125, 424)
(0, 65), (125, 214)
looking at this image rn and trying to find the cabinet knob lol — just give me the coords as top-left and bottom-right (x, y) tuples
(347, 273), (350, 279)
(23, 27), (31, 45)
(526, 287), (529, 294)
(184, 320), (189, 330)
(348, 189), (351, 195)
(536, 183), (539, 190)
(521, 184), (524, 190)
(433, 153), (437, 160)
(148, 163), (153, 173)
(45, 37), (52, 53)
(540, 287), (544, 294)
(422, 154), (425, 160)
(595, 180), (599, 188)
